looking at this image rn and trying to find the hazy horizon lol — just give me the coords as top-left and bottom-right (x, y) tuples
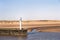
(0, 0), (60, 20)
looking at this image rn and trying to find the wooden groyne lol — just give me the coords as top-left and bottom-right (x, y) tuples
(0, 29), (27, 36)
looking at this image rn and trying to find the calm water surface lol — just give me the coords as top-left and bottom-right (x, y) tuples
(0, 32), (60, 40)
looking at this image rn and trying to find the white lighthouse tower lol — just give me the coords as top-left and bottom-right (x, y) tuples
(19, 17), (22, 30)
(19, 17), (27, 35)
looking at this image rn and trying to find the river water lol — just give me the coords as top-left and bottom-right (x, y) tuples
(0, 32), (60, 40)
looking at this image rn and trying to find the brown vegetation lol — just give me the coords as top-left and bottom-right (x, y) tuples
(0, 20), (60, 32)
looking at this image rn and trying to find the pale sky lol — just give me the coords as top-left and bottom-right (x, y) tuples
(0, 0), (60, 20)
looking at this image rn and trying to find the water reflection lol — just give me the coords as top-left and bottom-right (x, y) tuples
(0, 32), (60, 40)
(0, 35), (27, 40)
(17, 36), (27, 40)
